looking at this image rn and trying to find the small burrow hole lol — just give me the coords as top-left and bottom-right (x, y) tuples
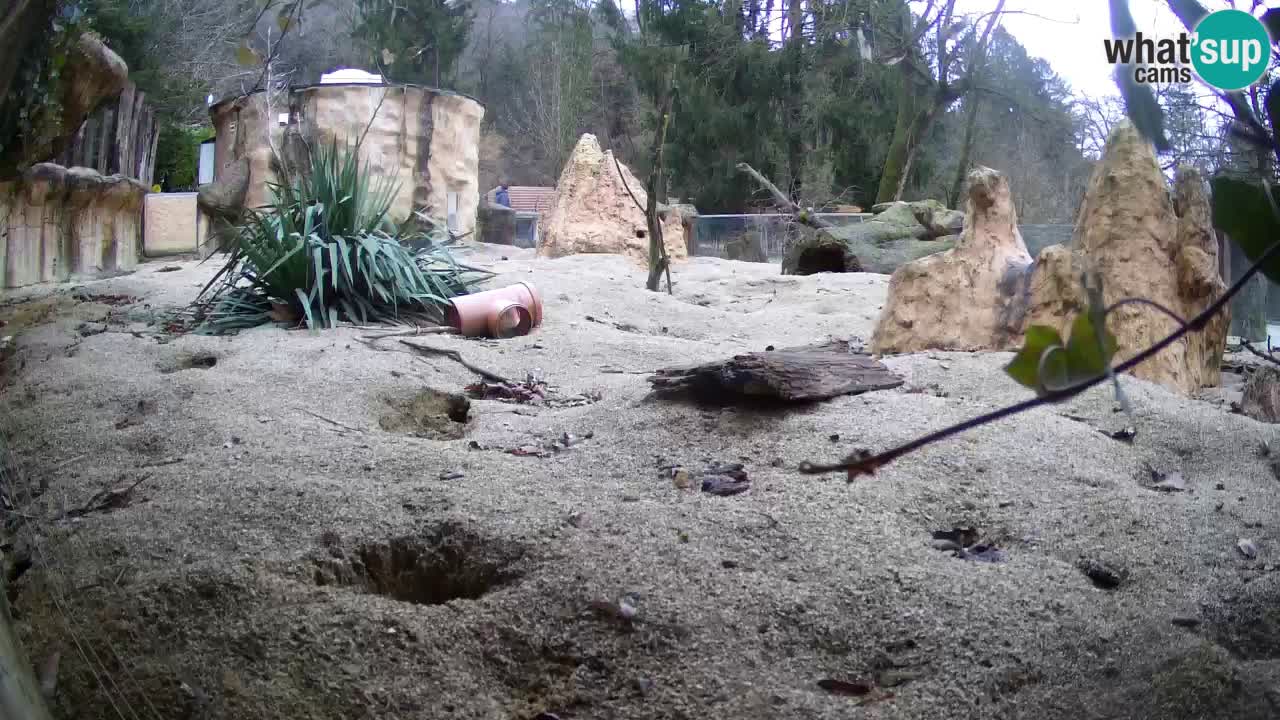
(312, 523), (523, 605)
(157, 352), (218, 374)
(377, 388), (471, 438)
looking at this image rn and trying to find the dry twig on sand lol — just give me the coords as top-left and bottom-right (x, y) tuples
(398, 340), (514, 384)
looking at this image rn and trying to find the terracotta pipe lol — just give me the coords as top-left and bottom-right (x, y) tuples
(445, 283), (542, 338)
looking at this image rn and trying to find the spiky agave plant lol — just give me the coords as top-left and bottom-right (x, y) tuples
(195, 141), (485, 334)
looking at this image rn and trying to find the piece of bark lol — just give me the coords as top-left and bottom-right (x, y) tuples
(648, 341), (903, 402)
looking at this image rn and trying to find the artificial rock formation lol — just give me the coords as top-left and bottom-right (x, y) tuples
(870, 167), (1032, 354)
(782, 198), (960, 276)
(208, 84), (484, 236)
(1, 32), (130, 178)
(870, 122), (1230, 397)
(538, 134), (686, 264)
(1022, 123), (1228, 396)
(0, 163), (145, 288)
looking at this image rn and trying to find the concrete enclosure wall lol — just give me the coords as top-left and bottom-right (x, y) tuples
(143, 193), (209, 256)
(0, 164), (144, 289)
(209, 83), (485, 237)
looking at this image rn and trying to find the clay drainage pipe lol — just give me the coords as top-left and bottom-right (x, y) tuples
(445, 282), (544, 339)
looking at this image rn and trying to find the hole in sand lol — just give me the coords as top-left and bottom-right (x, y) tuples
(795, 245), (859, 275)
(635, 229), (647, 239)
(313, 523), (523, 605)
(377, 388), (471, 438)
(156, 352), (218, 374)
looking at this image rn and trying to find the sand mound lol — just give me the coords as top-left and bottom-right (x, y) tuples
(538, 134), (686, 264)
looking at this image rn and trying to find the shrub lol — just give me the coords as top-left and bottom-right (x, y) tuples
(194, 141), (488, 334)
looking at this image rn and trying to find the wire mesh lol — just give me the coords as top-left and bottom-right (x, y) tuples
(689, 213), (871, 262)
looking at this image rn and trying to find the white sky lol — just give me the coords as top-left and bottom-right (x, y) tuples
(957, 0), (1187, 98)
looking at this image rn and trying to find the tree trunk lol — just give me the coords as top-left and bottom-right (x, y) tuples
(876, 65), (922, 204)
(645, 89), (674, 292)
(948, 94), (982, 208)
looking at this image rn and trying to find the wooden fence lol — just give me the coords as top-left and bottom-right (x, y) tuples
(57, 81), (159, 186)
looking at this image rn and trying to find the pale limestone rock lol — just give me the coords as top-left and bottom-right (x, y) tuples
(870, 167), (1032, 354)
(0, 163), (145, 288)
(208, 85), (484, 236)
(1023, 123), (1228, 396)
(537, 134), (686, 264)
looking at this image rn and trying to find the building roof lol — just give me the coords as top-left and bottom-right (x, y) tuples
(488, 186), (556, 215)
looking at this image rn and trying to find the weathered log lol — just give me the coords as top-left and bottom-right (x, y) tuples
(648, 341), (904, 402)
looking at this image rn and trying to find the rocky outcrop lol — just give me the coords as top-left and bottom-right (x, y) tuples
(870, 123), (1229, 396)
(208, 84), (485, 237)
(782, 198), (961, 275)
(0, 163), (145, 288)
(537, 134), (686, 264)
(1023, 123), (1228, 396)
(870, 167), (1032, 354)
(2, 32), (130, 178)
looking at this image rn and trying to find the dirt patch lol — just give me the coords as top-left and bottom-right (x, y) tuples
(312, 523), (524, 605)
(377, 388), (471, 438)
(156, 351), (219, 374)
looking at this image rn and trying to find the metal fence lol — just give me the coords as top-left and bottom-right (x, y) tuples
(689, 213), (872, 262)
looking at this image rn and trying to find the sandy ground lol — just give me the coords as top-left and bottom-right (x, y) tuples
(4, 244), (1280, 720)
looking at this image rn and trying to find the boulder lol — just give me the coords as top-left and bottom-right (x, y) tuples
(870, 167), (1033, 354)
(781, 219), (956, 276)
(1023, 122), (1229, 396)
(1, 32), (129, 177)
(197, 156), (250, 254)
(538, 134), (686, 264)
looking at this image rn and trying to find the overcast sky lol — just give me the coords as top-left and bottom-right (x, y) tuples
(957, 0), (1186, 98)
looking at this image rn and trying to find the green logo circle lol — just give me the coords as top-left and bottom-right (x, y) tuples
(1191, 9), (1272, 91)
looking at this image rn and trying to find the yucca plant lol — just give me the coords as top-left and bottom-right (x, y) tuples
(194, 141), (490, 334)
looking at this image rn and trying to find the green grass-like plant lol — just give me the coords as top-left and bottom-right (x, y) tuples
(194, 141), (489, 334)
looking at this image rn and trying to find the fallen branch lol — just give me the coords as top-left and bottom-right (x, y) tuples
(736, 163), (834, 231)
(301, 410), (365, 433)
(359, 327), (459, 341)
(1242, 340), (1280, 369)
(67, 474), (150, 518)
(398, 340), (514, 384)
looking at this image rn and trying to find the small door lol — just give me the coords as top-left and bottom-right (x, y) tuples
(198, 142), (216, 185)
(447, 191), (459, 233)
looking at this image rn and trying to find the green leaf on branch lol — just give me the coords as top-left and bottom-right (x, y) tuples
(1006, 315), (1117, 396)
(1109, 0), (1170, 152)
(1117, 70), (1170, 152)
(1063, 311), (1118, 385)
(1005, 325), (1065, 391)
(1211, 176), (1280, 286)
